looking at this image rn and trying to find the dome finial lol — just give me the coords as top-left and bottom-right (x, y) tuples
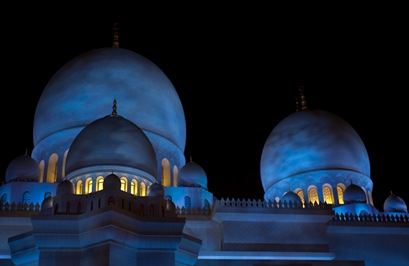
(25, 148), (28, 155)
(189, 155), (193, 162)
(295, 96), (300, 112)
(299, 86), (308, 111)
(112, 98), (117, 116)
(112, 23), (120, 48)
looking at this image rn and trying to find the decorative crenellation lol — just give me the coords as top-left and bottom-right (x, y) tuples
(332, 212), (409, 223)
(217, 198), (331, 209)
(175, 206), (212, 216)
(0, 202), (41, 216)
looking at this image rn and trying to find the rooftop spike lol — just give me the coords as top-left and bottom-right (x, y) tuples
(112, 23), (120, 48)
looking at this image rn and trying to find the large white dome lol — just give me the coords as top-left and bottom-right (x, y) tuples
(31, 47), (186, 180)
(261, 109), (372, 202)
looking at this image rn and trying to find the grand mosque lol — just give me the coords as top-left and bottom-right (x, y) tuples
(0, 27), (408, 266)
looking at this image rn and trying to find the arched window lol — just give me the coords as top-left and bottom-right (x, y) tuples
(308, 187), (319, 205)
(140, 182), (146, 196)
(131, 179), (138, 195)
(173, 166), (179, 187)
(161, 158), (171, 186)
(120, 177), (128, 192)
(46, 153), (59, 183)
(22, 191), (31, 204)
(39, 160), (45, 183)
(96, 176), (104, 191)
(85, 178), (93, 194)
(295, 189), (305, 205)
(322, 184), (334, 204)
(337, 184), (345, 204)
(76, 180), (83, 194)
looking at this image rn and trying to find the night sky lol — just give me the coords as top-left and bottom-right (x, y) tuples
(2, 10), (407, 211)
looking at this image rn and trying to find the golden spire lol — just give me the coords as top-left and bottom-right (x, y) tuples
(299, 86), (308, 111)
(112, 23), (120, 48)
(112, 99), (117, 116)
(295, 96), (300, 112)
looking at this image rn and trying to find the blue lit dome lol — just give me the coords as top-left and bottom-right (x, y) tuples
(65, 111), (157, 182)
(147, 183), (165, 197)
(178, 159), (207, 189)
(32, 47), (186, 181)
(5, 153), (40, 183)
(383, 192), (408, 213)
(261, 109), (371, 202)
(343, 182), (367, 204)
(281, 190), (302, 206)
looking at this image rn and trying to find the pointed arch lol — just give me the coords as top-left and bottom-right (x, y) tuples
(39, 160), (45, 183)
(308, 186), (319, 205)
(46, 153), (58, 183)
(96, 176), (104, 191)
(140, 182), (146, 196)
(131, 179), (138, 195)
(173, 165), (179, 187)
(337, 184), (346, 204)
(161, 158), (171, 186)
(322, 184), (334, 204)
(120, 177), (128, 192)
(295, 189), (305, 205)
(85, 177), (93, 194)
(76, 180), (83, 194)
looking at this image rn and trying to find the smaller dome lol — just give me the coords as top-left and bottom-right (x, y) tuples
(282, 190), (302, 206)
(147, 183), (164, 197)
(41, 196), (54, 210)
(104, 173), (121, 190)
(5, 153), (40, 183)
(383, 192), (408, 213)
(178, 158), (207, 189)
(57, 180), (75, 195)
(65, 109), (157, 180)
(343, 182), (367, 204)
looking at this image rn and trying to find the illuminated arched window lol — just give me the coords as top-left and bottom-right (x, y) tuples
(173, 166), (179, 187)
(39, 160), (45, 183)
(96, 176), (104, 191)
(322, 185), (334, 204)
(337, 185), (345, 204)
(85, 178), (93, 194)
(296, 189), (305, 204)
(22, 191), (30, 204)
(131, 179), (138, 195)
(76, 180), (83, 194)
(140, 182), (146, 196)
(120, 177), (128, 192)
(46, 153), (58, 183)
(161, 158), (171, 186)
(62, 150), (69, 178)
(308, 187), (319, 205)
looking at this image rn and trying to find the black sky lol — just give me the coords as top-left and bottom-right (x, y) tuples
(2, 9), (408, 211)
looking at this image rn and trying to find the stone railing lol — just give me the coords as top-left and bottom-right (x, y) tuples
(332, 212), (409, 223)
(0, 202), (41, 216)
(217, 198), (332, 209)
